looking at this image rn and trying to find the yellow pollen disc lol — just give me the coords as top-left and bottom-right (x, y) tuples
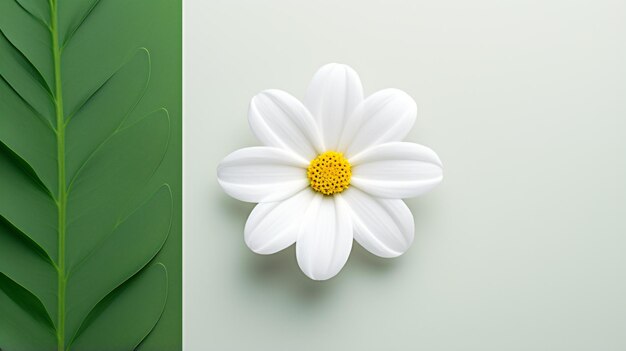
(307, 151), (352, 195)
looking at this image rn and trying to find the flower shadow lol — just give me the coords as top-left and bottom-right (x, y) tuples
(217, 192), (255, 222)
(241, 245), (334, 304)
(238, 240), (404, 307)
(348, 243), (399, 275)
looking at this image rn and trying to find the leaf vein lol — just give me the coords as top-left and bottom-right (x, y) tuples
(0, 30), (54, 98)
(0, 74), (55, 133)
(13, 0), (51, 31)
(0, 140), (56, 202)
(60, 0), (103, 52)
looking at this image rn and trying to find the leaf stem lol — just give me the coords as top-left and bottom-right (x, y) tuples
(49, 0), (67, 350)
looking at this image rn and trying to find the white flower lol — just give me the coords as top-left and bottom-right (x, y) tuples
(217, 64), (443, 280)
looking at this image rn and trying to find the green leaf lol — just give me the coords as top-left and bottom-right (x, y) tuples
(70, 264), (168, 351)
(0, 1), (173, 350)
(0, 273), (56, 351)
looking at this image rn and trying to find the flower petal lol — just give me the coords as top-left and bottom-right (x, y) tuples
(296, 194), (353, 280)
(350, 142), (443, 199)
(249, 89), (324, 161)
(244, 189), (315, 255)
(217, 147), (308, 203)
(341, 188), (414, 258)
(341, 89), (417, 157)
(304, 63), (364, 151)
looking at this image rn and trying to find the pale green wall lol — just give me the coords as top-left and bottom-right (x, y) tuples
(184, 0), (626, 349)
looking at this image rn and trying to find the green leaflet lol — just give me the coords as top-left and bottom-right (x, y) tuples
(0, 0), (174, 350)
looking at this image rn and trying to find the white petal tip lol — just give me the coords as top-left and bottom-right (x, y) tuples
(317, 62), (356, 71)
(245, 242), (278, 255)
(371, 249), (407, 259)
(300, 270), (340, 281)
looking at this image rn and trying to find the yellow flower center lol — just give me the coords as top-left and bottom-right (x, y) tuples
(307, 151), (351, 195)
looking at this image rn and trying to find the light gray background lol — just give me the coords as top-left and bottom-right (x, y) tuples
(184, 0), (625, 350)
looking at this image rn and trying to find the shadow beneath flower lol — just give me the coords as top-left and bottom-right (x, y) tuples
(238, 239), (406, 306)
(217, 192), (254, 222)
(348, 243), (399, 275)
(242, 245), (333, 302)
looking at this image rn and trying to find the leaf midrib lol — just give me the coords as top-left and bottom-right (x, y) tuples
(49, 1), (66, 350)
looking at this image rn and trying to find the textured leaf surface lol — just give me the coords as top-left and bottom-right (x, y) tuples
(0, 0), (173, 350)
(70, 264), (168, 351)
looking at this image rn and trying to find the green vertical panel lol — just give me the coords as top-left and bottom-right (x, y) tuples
(0, 0), (181, 350)
(129, 1), (182, 348)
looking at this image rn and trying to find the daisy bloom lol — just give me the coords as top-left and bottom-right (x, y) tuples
(217, 64), (443, 280)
